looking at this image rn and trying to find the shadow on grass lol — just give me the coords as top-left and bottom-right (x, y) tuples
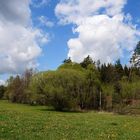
(110, 122), (118, 126)
(37, 108), (85, 113)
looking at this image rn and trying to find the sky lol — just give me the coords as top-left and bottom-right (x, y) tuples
(0, 0), (140, 84)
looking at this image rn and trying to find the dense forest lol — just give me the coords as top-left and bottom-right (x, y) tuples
(0, 42), (140, 114)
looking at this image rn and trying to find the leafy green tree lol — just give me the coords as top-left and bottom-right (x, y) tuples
(6, 69), (34, 103)
(45, 69), (86, 111)
(58, 62), (85, 72)
(6, 75), (23, 102)
(102, 84), (114, 110)
(113, 81), (123, 106)
(84, 64), (101, 109)
(28, 71), (53, 105)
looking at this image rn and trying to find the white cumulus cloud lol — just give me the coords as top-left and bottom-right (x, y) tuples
(55, 0), (140, 63)
(0, 0), (49, 74)
(0, 79), (5, 85)
(55, 0), (127, 24)
(39, 16), (54, 28)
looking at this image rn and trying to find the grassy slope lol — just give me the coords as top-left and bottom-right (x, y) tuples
(0, 100), (140, 140)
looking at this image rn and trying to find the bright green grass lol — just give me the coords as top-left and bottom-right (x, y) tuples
(0, 100), (140, 140)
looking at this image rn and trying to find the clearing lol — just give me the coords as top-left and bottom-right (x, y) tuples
(0, 100), (140, 140)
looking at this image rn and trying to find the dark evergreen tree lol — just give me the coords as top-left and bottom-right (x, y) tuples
(0, 85), (5, 99)
(124, 65), (129, 77)
(115, 59), (124, 80)
(63, 57), (72, 64)
(80, 55), (94, 68)
(100, 63), (116, 83)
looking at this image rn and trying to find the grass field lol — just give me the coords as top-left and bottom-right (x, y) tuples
(0, 100), (140, 140)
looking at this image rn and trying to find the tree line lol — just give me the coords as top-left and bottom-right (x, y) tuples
(0, 42), (140, 113)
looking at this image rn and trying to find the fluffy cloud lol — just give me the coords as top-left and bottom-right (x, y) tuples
(0, 80), (5, 85)
(39, 16), (54, 28)
(0, 0), (48, 74)
(55, 0), (140, 63)
(67, 15), (138, 63)
(55, 0), (127, 24)
(0, 0), (31, 25)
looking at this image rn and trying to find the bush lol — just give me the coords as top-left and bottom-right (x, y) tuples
(28, 69), (87, 110)
(43, 69), (85, 111)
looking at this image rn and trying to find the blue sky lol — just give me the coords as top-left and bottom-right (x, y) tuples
(0, 0), (140, 83)
(30, 0), (75, 70)
(124, 0), (140, 21)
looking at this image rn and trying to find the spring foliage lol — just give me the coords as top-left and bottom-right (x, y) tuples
(3, 42), (140, 112)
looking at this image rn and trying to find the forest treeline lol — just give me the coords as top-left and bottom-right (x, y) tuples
(0, 42), (140, 113)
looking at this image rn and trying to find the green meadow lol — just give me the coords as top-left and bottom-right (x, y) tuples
(0, 100), (140, 140)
